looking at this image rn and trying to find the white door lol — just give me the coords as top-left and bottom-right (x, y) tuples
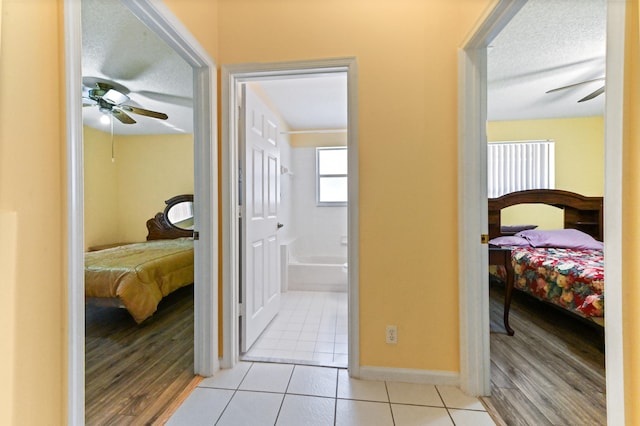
(240, 84), (281, 352)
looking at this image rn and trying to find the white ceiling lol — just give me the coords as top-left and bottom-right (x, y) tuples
(255, 74), (348, 131)
(488, 0), (606, 121)
(81, 0), (193, 135)
(81, 0), (606, 136)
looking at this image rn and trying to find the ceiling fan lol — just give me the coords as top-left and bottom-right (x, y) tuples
(546, 77), (606, 103)
(82, 78), (169, 124)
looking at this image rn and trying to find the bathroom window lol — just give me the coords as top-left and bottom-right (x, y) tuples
(316, 147), (348, 206)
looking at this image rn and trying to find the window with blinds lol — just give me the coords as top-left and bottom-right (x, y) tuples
(488, 140), (555, 198)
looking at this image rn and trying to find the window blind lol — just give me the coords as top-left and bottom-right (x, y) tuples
(488, 140), (555, 198)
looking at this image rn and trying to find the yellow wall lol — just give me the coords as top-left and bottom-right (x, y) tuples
(0, 0), (64, 424)
(115, 133), (194, 242)
(83, 127), (119, 249)
(623, 1), (640, 423)
(487, 117), (604, 231)
(83, 127), (194, 248)
(198, 0), (493, 372)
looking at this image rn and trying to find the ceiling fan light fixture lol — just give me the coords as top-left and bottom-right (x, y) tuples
(99, 114), (111, 125)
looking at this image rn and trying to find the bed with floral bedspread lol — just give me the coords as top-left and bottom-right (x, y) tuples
(508, 246), (604, 319)
(488, 189), (605, 331)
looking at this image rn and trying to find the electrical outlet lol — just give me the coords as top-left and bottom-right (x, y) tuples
(386, 325), (398, 344)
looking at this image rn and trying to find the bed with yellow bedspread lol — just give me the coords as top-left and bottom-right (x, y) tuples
(85, 237), (194, 323)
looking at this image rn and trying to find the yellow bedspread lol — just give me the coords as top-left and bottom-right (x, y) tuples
(85, 238), (194, 323)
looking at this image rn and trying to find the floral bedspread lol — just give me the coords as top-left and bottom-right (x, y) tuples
(507, 247), (604, 318)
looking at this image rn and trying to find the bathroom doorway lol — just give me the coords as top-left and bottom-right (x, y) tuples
(221, 59), (359, 372)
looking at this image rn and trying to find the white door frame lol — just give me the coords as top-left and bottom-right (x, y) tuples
(64, 1), (219, 424)
(458, 2), (627, 425)
(457, 0), (527, 397)
(221, 58), (360, 376)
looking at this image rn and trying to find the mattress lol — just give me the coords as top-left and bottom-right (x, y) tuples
(85, 238), (194, 323)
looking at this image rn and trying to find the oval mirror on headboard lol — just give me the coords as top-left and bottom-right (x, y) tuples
(166, 196), (194, 230)
(146, 194), (194, 240)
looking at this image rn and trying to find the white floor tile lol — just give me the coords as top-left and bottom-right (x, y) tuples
(242, 291), (349, 367)
(278, 339), (299, 351)
(386, 382), (444, 407)
(276, 394), (335, 426)
(448, 408), (497, 426)
(333, 354), (349, 366)
(313, 352), (335, 364)
(216, 390), (284, 426)
(291, 350), (315, 360)
(335, 399), (394, 426)
(255, 337), (281, 350)
(317, 332), (336, 342)
(295, 340), (317, 352)
(166, 388), (233, 426)
(334, 343), (348, 354)
(315, 341), (335, 353)
(288, 365), (338, 397)
(299, 331), (318, 341)
(239, 362), (294, 393)
(391, 404), (454, 426)
(337, 369), (388, 402)
(198, 361), (252, 390)
(436, 385), (486, 411)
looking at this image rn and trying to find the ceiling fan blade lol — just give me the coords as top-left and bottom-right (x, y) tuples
(546, 77), (605, 94)
(83, 77), (130, 96)
(578, 86), (605, 103)
(110, 109), (137, 124)
(121, 105), (168, 120)
(82, 97), (97, 107)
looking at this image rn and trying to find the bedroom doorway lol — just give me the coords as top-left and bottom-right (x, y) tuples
(81, 0), (199, 422)
(65, 0), (218, 424)
(458, 0), (626, 424)
(221, 59), (359, 373)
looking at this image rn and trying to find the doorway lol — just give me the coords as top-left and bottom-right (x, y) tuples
(239, 80), (349, 366)
(458, 0), (626, 424)
(221, 59), (360, 375)
(65, 1), (218, 423)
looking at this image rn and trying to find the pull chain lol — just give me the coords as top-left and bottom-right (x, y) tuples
(110, 115), (115, 162)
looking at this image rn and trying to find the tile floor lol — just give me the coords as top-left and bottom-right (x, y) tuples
(242, 291), (348, 368)
(167, 362), (496, 425)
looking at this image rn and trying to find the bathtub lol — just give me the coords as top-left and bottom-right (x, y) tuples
(287, 255), (348, 292)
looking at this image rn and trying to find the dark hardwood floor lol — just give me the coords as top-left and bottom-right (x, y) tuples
(85, 285), (195, 425)
(483, 282), (606, 426)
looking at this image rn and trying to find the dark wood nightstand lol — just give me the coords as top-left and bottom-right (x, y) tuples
(489, 244), (515, 336)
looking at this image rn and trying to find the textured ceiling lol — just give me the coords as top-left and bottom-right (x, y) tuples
(81, 0), (193, 135)
(81, 0), (606, 135)
(488, 0), (606, 121)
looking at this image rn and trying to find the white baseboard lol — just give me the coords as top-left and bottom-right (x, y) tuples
(357, 366), (459, 386)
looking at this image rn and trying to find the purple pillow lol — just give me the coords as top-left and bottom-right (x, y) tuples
(515, 229), (604, 250)
(489, 236), (531, 247)
(500, 224), (537, 234)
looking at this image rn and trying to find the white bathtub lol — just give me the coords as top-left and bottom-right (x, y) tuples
(287, 255), (348, 292)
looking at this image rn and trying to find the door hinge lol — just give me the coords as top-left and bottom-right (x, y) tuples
(238, 302), (245, 317)
(481, 234), (489, 244)
(193, 231), (200, 240)
(238, 206), (243, 219)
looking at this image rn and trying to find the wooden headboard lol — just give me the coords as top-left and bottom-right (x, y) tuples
(488, 189), (603, 241)
(146, 194), (194, 240)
